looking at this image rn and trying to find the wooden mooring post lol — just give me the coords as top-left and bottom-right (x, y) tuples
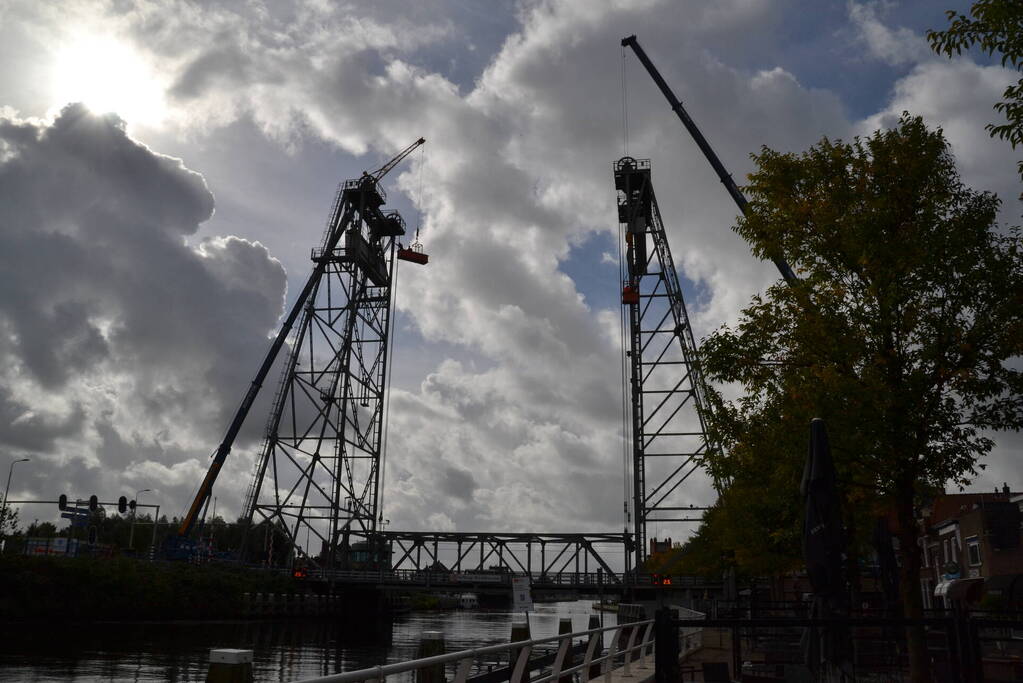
(557, 617), (574, 683)
(206, 649), (253, 683)
(416, 631), (446, 683)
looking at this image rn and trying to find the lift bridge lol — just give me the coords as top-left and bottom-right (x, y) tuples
(172, 137), (717, 584)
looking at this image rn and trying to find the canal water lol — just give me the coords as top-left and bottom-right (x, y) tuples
(0, 600), (619, 682)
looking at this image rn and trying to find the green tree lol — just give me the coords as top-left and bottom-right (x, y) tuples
(700, 114), (1023, 682)
(0, 506), (21, 552)
(928, 1), (1023, 191)
(0, 505), (19, 536)
(26, 521), (57, 538)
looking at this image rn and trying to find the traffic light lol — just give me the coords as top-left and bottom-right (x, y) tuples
(129, 499), (137, 512)
(58, 494), (67, 511)
(118, 496), (128, 513)
(88, 495), (98, 511)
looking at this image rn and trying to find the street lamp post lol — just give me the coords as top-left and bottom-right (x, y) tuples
(129, 488), (151, 551)
(0, 458), (30, 551)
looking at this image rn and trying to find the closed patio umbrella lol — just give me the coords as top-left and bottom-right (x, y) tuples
(801, 418), (852, 681)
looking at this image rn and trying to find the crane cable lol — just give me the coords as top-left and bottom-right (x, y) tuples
(618, 216), (631, 534)
(378, 143), (427, 527)
(379, 253), (397, 527)
(619, 45), (633, 533)
(412, 144), (427, 250)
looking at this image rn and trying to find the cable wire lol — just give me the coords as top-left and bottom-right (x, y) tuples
(617, 205), (631, 535)
(415, 143), (426, 241)
(378, 252), (399, 526)
(380, 142), (425, 524)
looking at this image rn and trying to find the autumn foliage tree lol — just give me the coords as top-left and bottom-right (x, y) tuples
(695, 114), (1022, 681)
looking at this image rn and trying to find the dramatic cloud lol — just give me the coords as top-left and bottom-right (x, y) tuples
(0, 104), (285, 512)
(0, 0), (1017, 545)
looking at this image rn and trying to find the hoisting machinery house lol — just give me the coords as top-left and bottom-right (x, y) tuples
(168, 138), (426, 560)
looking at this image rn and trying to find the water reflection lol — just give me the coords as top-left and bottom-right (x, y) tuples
(0, 600), (617, 682)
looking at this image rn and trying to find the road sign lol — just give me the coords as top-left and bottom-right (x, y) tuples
(511, 576), (533, 612)
(60, 513), (88, 528)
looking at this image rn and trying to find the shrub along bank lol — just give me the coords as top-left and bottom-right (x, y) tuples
(0, 555), (296, 621)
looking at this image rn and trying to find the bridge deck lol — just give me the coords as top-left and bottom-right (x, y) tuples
(287, 568), (720, 594)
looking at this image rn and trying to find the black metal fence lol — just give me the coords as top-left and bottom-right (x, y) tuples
(653, 606), (1023, 682)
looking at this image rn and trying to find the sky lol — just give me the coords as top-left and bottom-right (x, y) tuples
(0, 0), (1020, 550)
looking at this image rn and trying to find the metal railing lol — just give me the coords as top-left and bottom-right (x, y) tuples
(655, 608), (1023, 683)
(290, 619), (655, 683)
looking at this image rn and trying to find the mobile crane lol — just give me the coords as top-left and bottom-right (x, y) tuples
(621, 35), (798, 285)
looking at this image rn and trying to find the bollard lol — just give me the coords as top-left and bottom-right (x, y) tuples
(207, 649), (253, 683)
(587, 614), (603, 680)
(509, 619), (531, 673)
(653, 608), (679, 683)
(416, 631), (445, 683)
(557, 617), (574, 683)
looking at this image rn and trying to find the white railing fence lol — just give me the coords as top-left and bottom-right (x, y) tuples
(290, 619), (655, 683)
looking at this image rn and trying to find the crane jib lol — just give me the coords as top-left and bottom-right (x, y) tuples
(621, 35), (797, 286)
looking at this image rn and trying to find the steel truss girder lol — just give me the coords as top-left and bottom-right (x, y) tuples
(614, 157), (717, 567)
(242, 179), (403, 569)
(378, 531), (629, 583)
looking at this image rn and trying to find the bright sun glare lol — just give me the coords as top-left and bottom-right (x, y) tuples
(51, 36), (166, 127)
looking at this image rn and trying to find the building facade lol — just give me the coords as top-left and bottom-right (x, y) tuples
(917, 489), (1022, 609)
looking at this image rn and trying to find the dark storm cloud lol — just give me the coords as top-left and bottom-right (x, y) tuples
(0, 385), (85, 452)
(0, 105), (216, 385)
(440, 465), (476, 501)
(0, 104), (286, 512)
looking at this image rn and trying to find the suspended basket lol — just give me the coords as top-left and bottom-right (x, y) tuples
(398, 239), (429, 265)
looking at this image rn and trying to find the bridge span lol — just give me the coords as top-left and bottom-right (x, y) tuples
(377, 531), (631, 579)
(290, 567), (721, 598)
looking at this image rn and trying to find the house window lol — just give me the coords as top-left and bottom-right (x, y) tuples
(921, 580), (933, 610)
(920, 539), (929, 567)
(967, 537), (981, 566)
(943, 539), (951, 563)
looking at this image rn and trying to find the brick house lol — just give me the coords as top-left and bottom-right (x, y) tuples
(917, 488), (1023, 609)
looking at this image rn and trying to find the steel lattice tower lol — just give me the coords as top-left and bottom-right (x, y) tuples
(241, 174), (407, 569)
(615, 157), (716, 566)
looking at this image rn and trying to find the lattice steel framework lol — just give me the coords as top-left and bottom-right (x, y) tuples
(242, 175), (406, 569)
(615, 157), (716, 566)
(381, 531), (628, 581)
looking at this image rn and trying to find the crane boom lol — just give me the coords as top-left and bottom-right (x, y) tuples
(176, 137), (425, 540)
(621, 35), (798, 285)
(372, 137), (425, 180)
(175, 210), (349, 538)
